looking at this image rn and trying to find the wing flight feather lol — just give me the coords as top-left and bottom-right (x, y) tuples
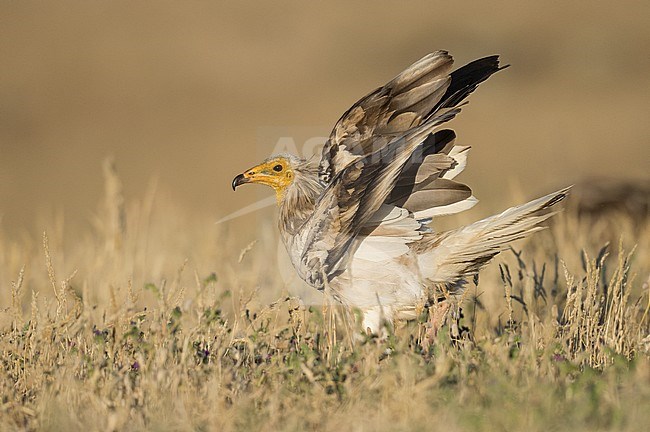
(297, 52), (505, 287)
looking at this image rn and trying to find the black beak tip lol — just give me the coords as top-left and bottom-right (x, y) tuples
(232, 174), (246, 191)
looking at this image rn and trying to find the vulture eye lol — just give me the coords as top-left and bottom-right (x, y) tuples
(273, 164), (283, 172)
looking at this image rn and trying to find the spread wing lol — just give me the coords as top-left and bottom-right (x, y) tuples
(318, 51), (505, 184)
(298, 52), (506, 287)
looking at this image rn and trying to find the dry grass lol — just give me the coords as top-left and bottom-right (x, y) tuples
(0, 170), (649, 432)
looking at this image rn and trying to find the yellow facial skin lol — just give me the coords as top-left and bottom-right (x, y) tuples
(232, 157), (294, 202)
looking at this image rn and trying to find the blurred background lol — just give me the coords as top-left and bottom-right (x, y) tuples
(1, 0), (649, 244)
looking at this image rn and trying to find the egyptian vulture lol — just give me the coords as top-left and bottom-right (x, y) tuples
(232, 51), (569, 334)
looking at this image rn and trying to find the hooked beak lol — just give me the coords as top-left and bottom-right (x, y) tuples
(232, 173), (249, 191)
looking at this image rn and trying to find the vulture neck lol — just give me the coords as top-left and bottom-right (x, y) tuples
(278, 164), (323, 235)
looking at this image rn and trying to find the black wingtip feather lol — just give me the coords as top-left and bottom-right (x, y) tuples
(420, 129), (456, 156)
(437, 55), (507, 110)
